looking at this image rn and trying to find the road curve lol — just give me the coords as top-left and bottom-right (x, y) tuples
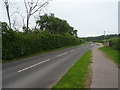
(3, 44), (92, 88)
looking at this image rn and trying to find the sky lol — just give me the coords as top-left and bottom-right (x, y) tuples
(0, 0), (119, 37)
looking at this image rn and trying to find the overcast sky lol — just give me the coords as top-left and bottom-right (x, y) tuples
(0, 0), (119, 37)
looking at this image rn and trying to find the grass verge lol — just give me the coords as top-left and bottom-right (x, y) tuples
(3, 43), (85, 63)
(99, 46), (119, 66)
(52, 50), (92, 88)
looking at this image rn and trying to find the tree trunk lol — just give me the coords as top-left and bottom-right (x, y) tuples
(26, 15), (30, 33)
(6, 4), (11, 28)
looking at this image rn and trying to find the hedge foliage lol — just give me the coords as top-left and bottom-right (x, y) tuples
(109, 37), (120, 51)
(2, 30), (82, 60)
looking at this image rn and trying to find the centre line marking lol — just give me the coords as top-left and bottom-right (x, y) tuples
(18, 59), (50, 73)
(70, 50), (75, 52)
(57, 52), (68, 57)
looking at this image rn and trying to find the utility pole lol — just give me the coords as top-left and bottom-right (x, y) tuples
(104, 31), (105, 40)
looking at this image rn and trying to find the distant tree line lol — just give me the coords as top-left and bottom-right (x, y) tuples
(82, 34), (118, 42)
(81, 33), (120, 51)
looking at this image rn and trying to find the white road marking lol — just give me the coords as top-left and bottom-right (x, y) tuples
(70, 49), (75, 52)
(57, 52), (68, 57)
(18, 59), (50, 73)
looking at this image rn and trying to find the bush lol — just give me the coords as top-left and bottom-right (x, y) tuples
(2, 31), (82, 60)
(109, 37), (120, 51)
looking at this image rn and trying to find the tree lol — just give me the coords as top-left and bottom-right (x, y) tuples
(33, 11), (41, 30)
(3, 0), (11, 28)
(73, 30), (78, 38)
(24, 0), (51, 32)
(118, 33), (120, 37)
(0, 21), (9, 33)
(36, 14), (74, 34)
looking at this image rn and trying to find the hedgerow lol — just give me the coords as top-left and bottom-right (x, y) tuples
(2, 31), (81, 60)
(109, 37), (120, 51)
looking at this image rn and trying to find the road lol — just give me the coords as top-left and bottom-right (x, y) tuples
(3, 44), (92, 88)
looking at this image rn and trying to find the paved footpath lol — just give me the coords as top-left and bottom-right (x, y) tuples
(91, 45), (118, 88)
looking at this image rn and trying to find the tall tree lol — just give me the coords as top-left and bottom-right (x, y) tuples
(24, 0), (51, 32)
(3, 0), (11, 28)
(37, 14), (74, 35)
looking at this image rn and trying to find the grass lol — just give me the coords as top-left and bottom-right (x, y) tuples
(99, 46), (119, 66)
(3, 43), (85, 63)
(52, 50), (92, 88)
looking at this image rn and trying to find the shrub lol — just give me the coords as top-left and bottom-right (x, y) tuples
(2, 31), (82, 60)
(109, 37), (120, 51)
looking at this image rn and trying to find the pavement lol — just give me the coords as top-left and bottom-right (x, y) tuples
(2, 44), (92, 88)
(91, 45), (118, 88)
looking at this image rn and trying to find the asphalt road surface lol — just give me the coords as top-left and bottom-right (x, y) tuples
(3, 44), (92, 88)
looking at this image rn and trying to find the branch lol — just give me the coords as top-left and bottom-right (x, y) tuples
(16, 11), (25, 26)
(31, 0), (39, 11)
(10, 12), (16, 17)
(24, 0), (28, 14)
(31, 0), (49, 15)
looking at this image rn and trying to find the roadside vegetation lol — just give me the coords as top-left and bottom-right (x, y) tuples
(109, 37), (120, 50)
(1, 14), (83, 61)
(1, 0), (83, 61)
(52, 50), (92, 88)
(3, 43), (84, 63)
(99, 37), (120, 66)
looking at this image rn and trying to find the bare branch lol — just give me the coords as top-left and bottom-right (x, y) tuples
(11, 17), (17, 30)
(31, 0), (39, 10)
(3, 0), (12, 28)
(31, 0), (49, 15)
(10, 12), (16, 17)
(32, 10), (41, 29)
(24, 0), (28, 14)
(23, 0), (51, 32)
(16, 11), (25, 26)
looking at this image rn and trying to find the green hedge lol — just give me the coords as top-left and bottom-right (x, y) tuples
(109, 37), (120, 51)
(2, 31), (81, 60)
